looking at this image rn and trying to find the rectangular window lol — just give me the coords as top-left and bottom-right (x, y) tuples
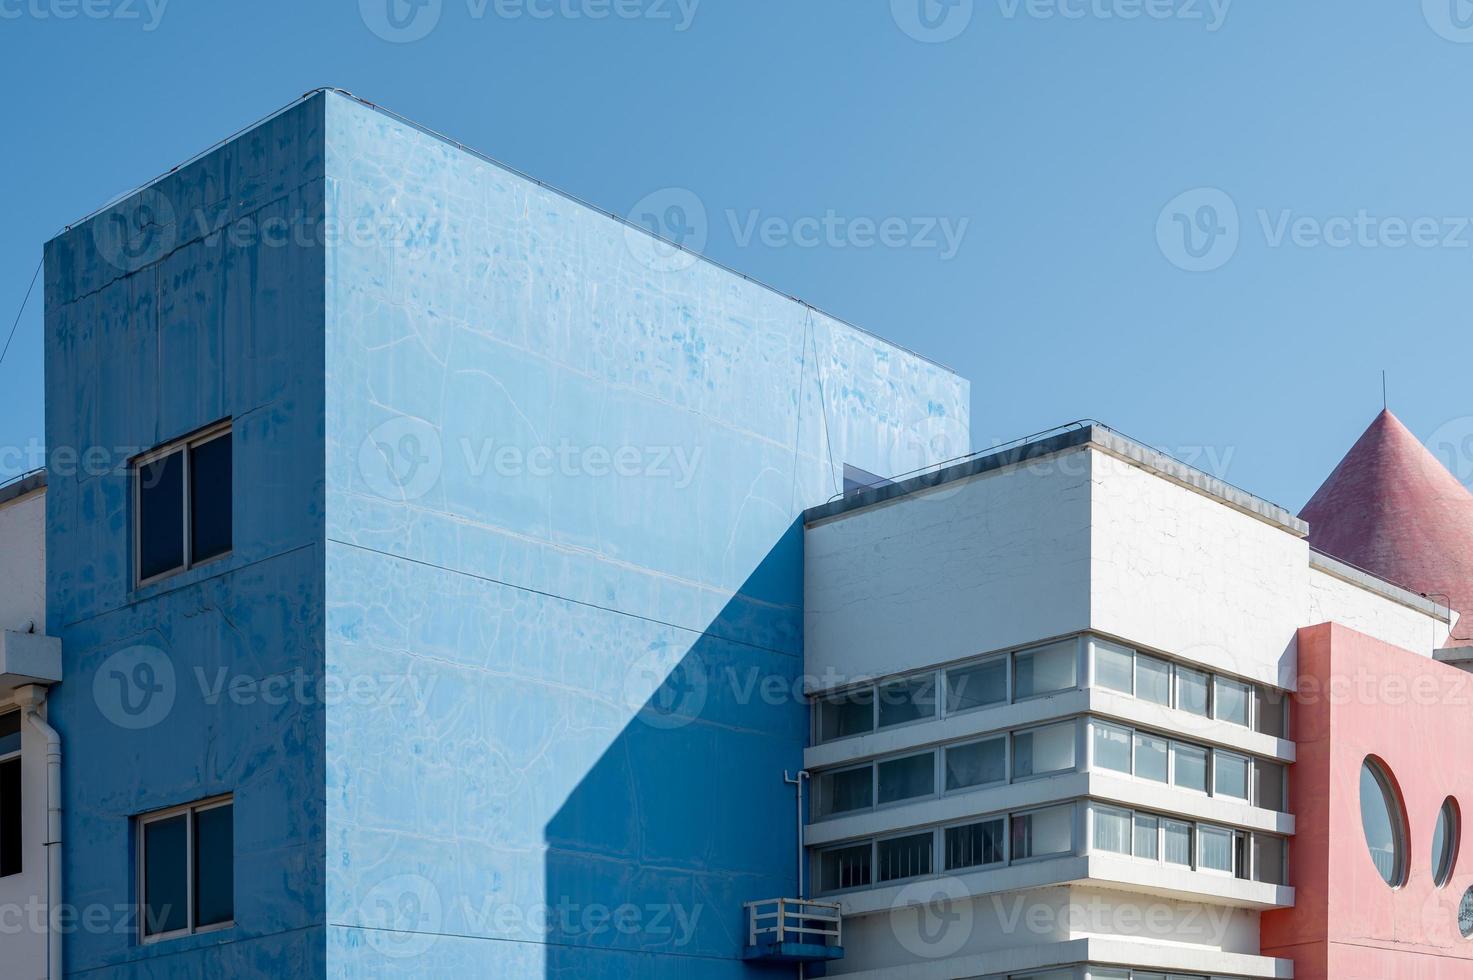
(1092, 805), (1132, 855)
(135, 423), (232, 585)
(945, 737), (1006, 791)
(1176, 666), (1210, 717)
(1255, 759), (1286, 812)
(1255, 687), (1289, 738)
(1214, 751), (1250, 801)
(1214, 676), (1251, 727)
(946, 656), (1007, 713)
(0, 712), (19, 878)
(877, 752), (935, 805)
(1013, 640), (1077, 700)
(1172, 743), (1209, 793)
(1092, 721), (1132, 774)
(1133, 813), (1159, 860)
(1136, 654), (1172, 706)
(140, 797), (234, 940)
(1253, 833), (1287, 885)
(876, 832), (933, 883)
(814, 766), (873, 817)
(1094, 639), (1134, 694)
(945, 817), (1005, 871)
(818, 843), (871, 893)
(1134, 733), (1169, 783)
(877, 675), (936, 729)
(1011, 805), (1073, 860)
(817, 690), (874, 742)
(1163, 819), (1193, 866)
(1197, 824), (1234, 873)
(1013, 722), (1076, 779)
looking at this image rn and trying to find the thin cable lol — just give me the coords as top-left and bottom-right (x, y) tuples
(0, 257), (42, 371)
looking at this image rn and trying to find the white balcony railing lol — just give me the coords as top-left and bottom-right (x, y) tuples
(744, 898), (842, 949)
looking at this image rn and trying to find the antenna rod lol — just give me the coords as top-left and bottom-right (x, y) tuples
(1382, 371), (1387, 411)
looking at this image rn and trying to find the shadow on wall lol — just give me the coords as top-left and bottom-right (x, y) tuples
(543, 520), (807, 978)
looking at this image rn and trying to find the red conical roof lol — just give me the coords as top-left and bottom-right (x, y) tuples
(1301, 410), (1473, 646)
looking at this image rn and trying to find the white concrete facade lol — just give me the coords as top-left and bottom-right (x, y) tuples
(800, 427), (1451, 980)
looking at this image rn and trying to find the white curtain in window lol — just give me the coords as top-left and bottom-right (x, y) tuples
(1093, 807), (1132, 854)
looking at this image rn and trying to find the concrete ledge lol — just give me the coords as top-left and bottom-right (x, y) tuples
(0, 631), (62, 691)
(1310, 549), (1452, 621)
(0, 470), (45, 509)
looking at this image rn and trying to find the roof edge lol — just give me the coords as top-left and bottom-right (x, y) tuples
(0, 470), (46, 509)
(1308, 549), (1454, 623)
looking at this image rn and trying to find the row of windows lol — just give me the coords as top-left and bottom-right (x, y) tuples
(812, 716), (1289, 820)
(1091, 638), (1288, 738)
(1089, 803), (1287, 885)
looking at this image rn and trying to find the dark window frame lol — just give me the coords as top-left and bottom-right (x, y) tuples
(0, 711), (21, 878)
(137, 794), (235, 943)
(133, 421), (232, 587)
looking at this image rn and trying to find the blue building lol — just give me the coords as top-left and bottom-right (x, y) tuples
(19, 89), (969, 977)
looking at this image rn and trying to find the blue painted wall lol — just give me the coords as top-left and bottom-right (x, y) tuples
(41, 89), (968, 978)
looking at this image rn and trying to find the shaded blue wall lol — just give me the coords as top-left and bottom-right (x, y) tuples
(320, 92), (968, 977)
(43, 98), (327, 976)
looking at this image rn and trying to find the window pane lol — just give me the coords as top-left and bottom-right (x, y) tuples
(1092, 722), (1132, 774)
(138, 450), (185, 581)
(0, 758), (19, 877)
(0, 711), (18, 757)
(1136, 654), (1172, 705)
(143, 814), (190, 936)
(1255, 687), (1288, 738)
(1133, 813), (1159, 860)
(946, 657), (1007, 713)
(946, 738), (1006, 791)
(878, 753), (935, 805)
(877, 675), (936, 729)
(1215, 677), (1250, 727)
(945, 818), (1005, 870)
(1214, 752), (1250, 801)
(190, 433), (233, 564)
(1163, 820), (1193, 866)
(194, 804), (234, 927)
(818, 844), (871, 893)
(1255, 760), (1286, 812)
(1013, 723), (1076, 779)
(1253, 833), (1286, 885)
(877, 832), (933, 883)
(1012, 805), (1073, 860)
(1199, 825), (1234, 872)
(1176, 666), (1210, 717)
(1093, 806), (1132, 854)
(815, 767), (873, 817)
(1013, 640), (1077, 699)
(1361, 758), (1405, 886)
(1094, 640), (1134, 694)
(1134, 733), (1168, 783)
(817, 691), (874, 742)
(1434, 799), (1459, 887)
(1173, 743), (1208, 793)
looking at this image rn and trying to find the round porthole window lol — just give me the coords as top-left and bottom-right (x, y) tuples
(1460, 887), (1473, 939)
(1434, 798), (1461, 888)
(1359, 757), (1407, 887)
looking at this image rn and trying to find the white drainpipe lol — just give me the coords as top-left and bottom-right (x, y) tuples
(14, 684), (62, 980)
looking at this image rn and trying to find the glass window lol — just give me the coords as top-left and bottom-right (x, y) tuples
(141, 798), (235, 940)
(1254, 833), (1286, 885)
(1134, 733), (1168, 783)
(1092, 721), (1132, 774)
(0, 711), (18, 758)
(814, 766), (873, 818)
(1255, 759), (1286, 812)
(138, 450), (186, 581)
(193, 803), (234, 928)
(946, 737), (1006, 791)
(1255, 686), (1288, 738)
(189, 431), (232, 564)
(1176, 666), (1210, 717)
(876, 832), (933, 883)
(1094, 640), (1134, 694)
(0, 713), (19, 878)
(1434, 798), (1460, 888)
(1198, 824), (1234, 873)
(945, 817), (1005, 870)
(143, 814), (190, 936)
(1163, 819), (1193, 866)
(946, 656), (1007, 713)
(1013, 640), (1077, 700)
(1215, 676), (1251, 727)
(1360, 757), (1406, 887)
(877, 675), (936, 729)
(818, 843), (871, 893)
(877, 753), (935, 805)
(136, 424), (233, 584)
(1172, 743), (1208, 793)
(817, 691), (874, 742)
(1012, 805), (1074, 860)
(1093, 805), (1132, 855)
(1136, 654), (1172, 706)
(1214, 751), (1250, 801)
(1133, 813), (1159, 860)
(1013, 722), (1076, 779)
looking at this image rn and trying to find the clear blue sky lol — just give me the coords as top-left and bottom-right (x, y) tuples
(3, 0), (1472, 509)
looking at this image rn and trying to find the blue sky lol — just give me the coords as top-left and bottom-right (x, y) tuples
(3, 0), (1472, 508)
